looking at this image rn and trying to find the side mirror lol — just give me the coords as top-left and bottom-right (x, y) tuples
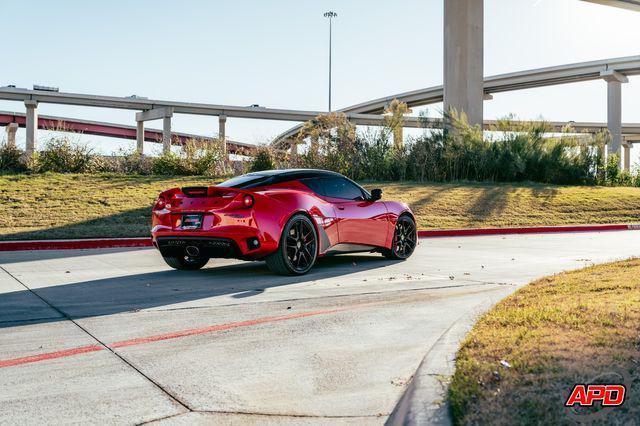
(370, 188), (382, 202)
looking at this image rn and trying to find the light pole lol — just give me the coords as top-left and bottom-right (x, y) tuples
(324, 11), (337, 112)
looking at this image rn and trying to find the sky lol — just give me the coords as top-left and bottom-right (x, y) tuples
(1, 0), (639, 159)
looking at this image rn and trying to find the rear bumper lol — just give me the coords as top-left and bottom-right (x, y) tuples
(151, 227), (278, 260)
(155, 236), (242, 259)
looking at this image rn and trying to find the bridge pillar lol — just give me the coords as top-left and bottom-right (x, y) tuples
(219, 114), (227, 154)
(24, 100), (38, 156)
(5, 123), (18, 147)
(162, 116), (172, 154)
(136, 107), (173, 155)
(444, 0), (484, 127)
(136, 121), (144, 155)
(601, 70), (628, 168)
(622, 141), (632, 171)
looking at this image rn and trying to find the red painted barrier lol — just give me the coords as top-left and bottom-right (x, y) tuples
(0, 238), (152, 251)
(0, 224), (637, 252)
(417, 223), (636, 238)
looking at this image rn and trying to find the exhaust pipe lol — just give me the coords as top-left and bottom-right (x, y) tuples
(185, 246), (200, 257)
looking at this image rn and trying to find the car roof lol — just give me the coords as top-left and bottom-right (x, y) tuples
(246, 169), (344, 179)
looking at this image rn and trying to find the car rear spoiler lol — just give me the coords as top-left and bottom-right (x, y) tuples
(181, 186), (257, 198)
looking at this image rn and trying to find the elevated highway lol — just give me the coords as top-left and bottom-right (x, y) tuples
(0, 111), (254, 155)
(273, 55), (640, 145)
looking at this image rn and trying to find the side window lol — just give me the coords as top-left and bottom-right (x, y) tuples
(322, 177), (364, 200)
(301, 178), (325, 196)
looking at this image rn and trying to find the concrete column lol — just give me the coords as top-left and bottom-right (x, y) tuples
(444, 0), (484, 127)
(623, 142), (631, 172)
(6, 123), (18, 147)
(136, 121), (145, 155)
(162, 116), (172, 154)
(218, 114), (227, 141)
(24, 100), (38, 156)
(601, 70), (628, 168)
(219, 114), (227, 154)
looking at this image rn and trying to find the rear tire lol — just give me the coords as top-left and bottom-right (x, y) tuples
(266, 214), (318, 275)
(163, 255), (209, 270)
(383, 215), (417, 260)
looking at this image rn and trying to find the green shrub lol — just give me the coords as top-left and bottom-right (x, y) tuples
(89, 150), (154, 175)
(0, 143), (27, 172)
(30, 137), (94, 173)
(250, 146), (275, 172)
(151, 151), (190, 175)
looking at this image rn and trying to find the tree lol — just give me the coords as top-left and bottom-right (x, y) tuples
(384, 99), (411, 149)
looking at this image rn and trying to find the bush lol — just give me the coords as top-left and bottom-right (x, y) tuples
(30, 137), (94, 173)
(0, 143), (27, 172)
(250, 146), (275, 172)
(149, 138), (226, 176)
(89, 150), (154, 175)
(284, 111), (635, 186)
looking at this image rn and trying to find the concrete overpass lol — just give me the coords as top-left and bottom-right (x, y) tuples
(0, 86), (431, 157)
(273, 55), (640, 151)
(441, 0), (639, 168)
(0, 111), (255, 155)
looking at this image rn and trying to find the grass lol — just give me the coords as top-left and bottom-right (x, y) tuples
(1, 173), (640, 240)
(448, 258), (640, 425)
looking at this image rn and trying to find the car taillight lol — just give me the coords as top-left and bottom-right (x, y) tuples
(154, 195), (167, 210)
(242, 195), (254, 208)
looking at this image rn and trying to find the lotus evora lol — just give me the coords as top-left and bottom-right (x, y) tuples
(151, 169), (417, 275)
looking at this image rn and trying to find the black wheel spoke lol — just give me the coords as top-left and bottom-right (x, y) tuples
(284, 218), (317, 272)
(392, 217), (416, 259)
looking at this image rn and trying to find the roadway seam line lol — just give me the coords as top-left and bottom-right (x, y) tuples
(139, 409), (389, 424)
(145, 280), (514, 313)
(0, 265), (193, 413)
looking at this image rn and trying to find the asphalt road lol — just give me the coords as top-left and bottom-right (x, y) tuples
(0, 231), (638, 425)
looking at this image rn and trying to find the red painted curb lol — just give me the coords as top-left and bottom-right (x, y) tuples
(0, 237), (152, 251)
(0, 224), (637, 252)
(417, 223), (638, 238)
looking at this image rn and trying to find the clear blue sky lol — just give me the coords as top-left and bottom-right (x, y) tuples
(1, 0), (639, 156)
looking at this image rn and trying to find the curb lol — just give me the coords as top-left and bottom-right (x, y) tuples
(417, 223), (638, 238)
(0, 223), (638, 252)
(0, 237), (152, 251)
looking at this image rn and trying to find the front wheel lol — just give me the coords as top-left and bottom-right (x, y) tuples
(163, 255), (209, 270)
(383, 215), (417, 260)
(266, 214), (318, 275)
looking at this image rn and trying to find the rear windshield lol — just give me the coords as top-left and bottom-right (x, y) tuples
(217, 174), (272, 189)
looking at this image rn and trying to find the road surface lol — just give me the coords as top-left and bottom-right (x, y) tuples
(0, 231), (638, 425)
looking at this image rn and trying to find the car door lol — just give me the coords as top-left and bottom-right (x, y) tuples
(320, 177), (389, 247)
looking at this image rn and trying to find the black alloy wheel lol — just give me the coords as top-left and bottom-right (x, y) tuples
(266, 214), (318, 275)
(383, 215), (417, 260)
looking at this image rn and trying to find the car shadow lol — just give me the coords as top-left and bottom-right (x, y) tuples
(0, 253), (400, 328)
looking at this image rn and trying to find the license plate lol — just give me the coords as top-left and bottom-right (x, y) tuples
(181, 214), (203, 230)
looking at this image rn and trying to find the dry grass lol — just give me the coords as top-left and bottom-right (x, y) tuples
(1, 174), (640, 240)
(370, 181), (640, 229)
(449, 259), (640, 425)
(0, 173), (218, 240)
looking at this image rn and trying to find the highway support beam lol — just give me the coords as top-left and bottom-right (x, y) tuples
(136, 107), (174, 154)
(219, 114), (227, 155)
(601, 70), (628, 168)
(622, 141), (632, 171)
(444, 0), (484, 127)
(24, 100), (38, 157)
(136, 121), (144, 155)
(5, 122), (18, 147)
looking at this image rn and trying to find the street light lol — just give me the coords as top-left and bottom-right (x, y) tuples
(323, 11), (337, 112)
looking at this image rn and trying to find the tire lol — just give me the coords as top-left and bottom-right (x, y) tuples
(163, 255), (209, 270)
(383, 214), (417, 260)
(266, 213), (318, 275)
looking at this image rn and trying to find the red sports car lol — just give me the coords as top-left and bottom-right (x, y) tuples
(151, 169), (417, 275)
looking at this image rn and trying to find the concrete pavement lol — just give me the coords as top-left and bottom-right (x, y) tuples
(0, 231), (638, 425)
